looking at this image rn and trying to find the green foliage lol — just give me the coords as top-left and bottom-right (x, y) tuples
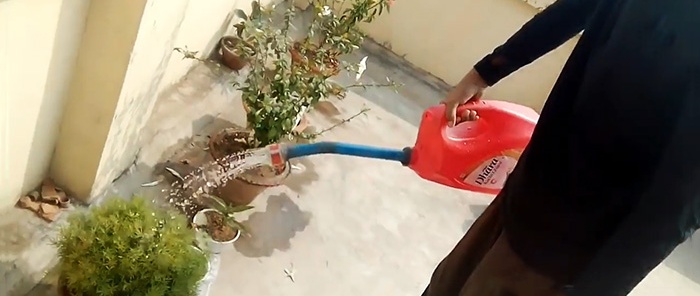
(56, 197), (208, 296)
(202, 194), (254, 233)
(232, 1), (355, 148)
(230, 1), (267, 58)
(176, 0), (398, 147)
(302, 0), (393, 68)
(230, 2), (316, 147)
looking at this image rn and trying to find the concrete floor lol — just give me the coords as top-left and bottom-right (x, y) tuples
(207, 95), (481, 295)
(3, 39), (699, 295)
(93, 54), (487, 296)
(102, 41), (700, 295)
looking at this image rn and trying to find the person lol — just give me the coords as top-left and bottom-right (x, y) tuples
(422, 0), (700, 295)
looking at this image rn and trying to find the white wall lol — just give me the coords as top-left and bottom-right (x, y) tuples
(361, 0), (577, 112)
(523, 0), (555, 10)
(0, 0), (90, 210)
(91, 0), (270, 199)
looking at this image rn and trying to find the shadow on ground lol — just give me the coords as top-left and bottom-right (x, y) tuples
(233, 193), (312, 257)
(24, 265), (61, 295)
(104, 114), (242, 218)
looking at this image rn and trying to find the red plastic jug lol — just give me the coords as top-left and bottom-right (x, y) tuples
(408, 100), (540, 195)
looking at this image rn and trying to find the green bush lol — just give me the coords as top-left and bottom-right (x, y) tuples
(56, 197), (208, 296)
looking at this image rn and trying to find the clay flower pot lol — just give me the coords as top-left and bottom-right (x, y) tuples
(208, 128), (292, 205)
(207, 128), (264, 205)
(214, 177), (267, 206)
(212, 158), (291, 206)
(193, 209), (241, 254)
(220, 36), (247, 71)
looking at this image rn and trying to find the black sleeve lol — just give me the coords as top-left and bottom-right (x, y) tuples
(474, 0), (603, 86)
(567, 103), (700, 295)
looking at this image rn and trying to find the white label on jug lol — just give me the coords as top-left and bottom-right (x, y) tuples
(462, 155), (519, 190)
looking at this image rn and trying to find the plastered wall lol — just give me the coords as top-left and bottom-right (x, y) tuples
(360, 0), (577, 111)
(52, 0), (269, 201)
(0, 0), (90, 210)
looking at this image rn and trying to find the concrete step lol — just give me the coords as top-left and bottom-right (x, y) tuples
(0, 206), (76, 296)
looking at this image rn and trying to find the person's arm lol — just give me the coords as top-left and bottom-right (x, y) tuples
(474, 0), (604, 86)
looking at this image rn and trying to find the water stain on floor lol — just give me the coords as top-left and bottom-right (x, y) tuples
(285, 157), (320, 195)
(234, 193), (312, 257)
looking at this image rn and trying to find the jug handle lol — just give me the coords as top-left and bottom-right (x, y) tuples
(436, 100), (506, 140)
(440, 100), (496, 126)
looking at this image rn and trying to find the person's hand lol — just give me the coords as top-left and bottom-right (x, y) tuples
(441, 68), (488, 127)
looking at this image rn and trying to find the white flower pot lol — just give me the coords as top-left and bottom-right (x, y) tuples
(193, 209), (241, 254)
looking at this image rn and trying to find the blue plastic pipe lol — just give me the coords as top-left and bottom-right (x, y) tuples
(284, 142), (412, 166)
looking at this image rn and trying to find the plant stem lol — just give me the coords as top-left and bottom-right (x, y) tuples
(173, 47), (229, 76)
(344, 82), (399, 89)
(308, 107), (370, 137)
(174, 48), (218, 64)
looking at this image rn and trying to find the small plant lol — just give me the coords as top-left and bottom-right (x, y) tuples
(56, 197), (208, 296)
(231, 2), (385, 147)
(175, 0), (397, 148)
(192, 194), (253, 251)
(296, 0), (400, 94)
(202, 194), (253, 234)
(307, 0), (392, 54)
(225, 2), (308, 147)
(230, 1), (269, 59)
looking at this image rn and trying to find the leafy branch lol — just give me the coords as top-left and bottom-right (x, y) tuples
(173, 47), (230, 77)
(173, 47), (220, 66)
(345, 80), (403, 91)
(293, 107), (370, 140)
(175, 0), (398, 147)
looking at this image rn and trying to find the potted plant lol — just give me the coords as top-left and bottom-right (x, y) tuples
(217, 2), (270, 71)
(55, 197), (208, 296)
(201, 3), (300, 205)
(214, 2), (397, 204)
(291, 0), (396, 97)
(175, 1), (397, 205)
(219, 36), (249, 71)
(193, 194), (253, 253)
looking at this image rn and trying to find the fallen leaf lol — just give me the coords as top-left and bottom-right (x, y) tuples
(141, 180), (162, 187)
